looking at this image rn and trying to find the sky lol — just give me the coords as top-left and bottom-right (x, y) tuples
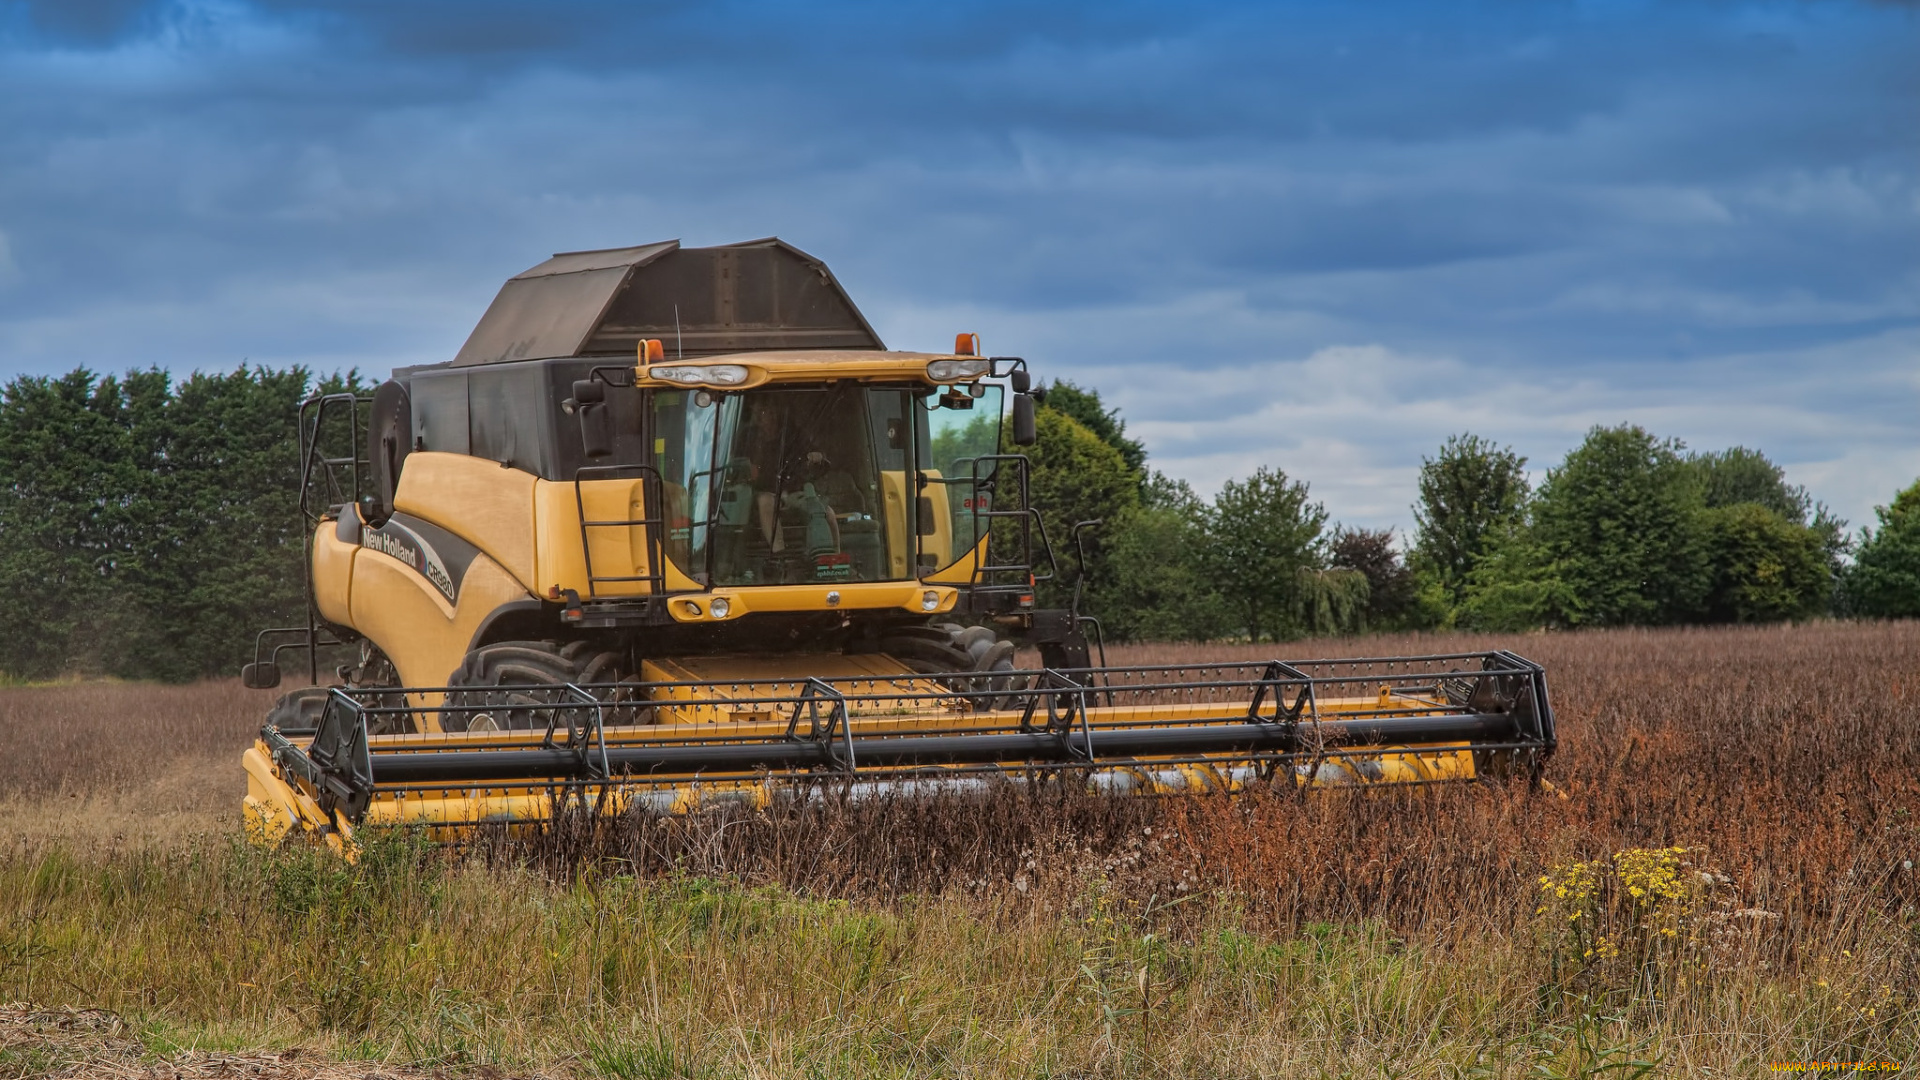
(0, 0), (1915, 535)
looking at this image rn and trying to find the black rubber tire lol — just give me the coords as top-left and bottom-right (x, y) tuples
(264, 686), (334, 734)
(878, 622), (1022, 711)
(440, 640), (646, 732)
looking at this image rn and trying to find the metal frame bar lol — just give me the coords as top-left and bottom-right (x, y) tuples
(964, 453), (1058, 592)
(572, 462), (670, 597)
(291, 391), (370, 683)
(258, 651), (1556, 827)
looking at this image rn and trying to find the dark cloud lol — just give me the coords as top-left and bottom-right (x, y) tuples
(8, 0), (159, 42)
(0, 0), (1913, 527)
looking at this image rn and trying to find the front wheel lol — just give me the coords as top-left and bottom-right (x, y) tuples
(878, 622), (1022, 711)
(440, 640), (646, 732)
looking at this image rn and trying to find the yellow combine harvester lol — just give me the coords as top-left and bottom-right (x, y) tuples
(238, 238), (1556, 852)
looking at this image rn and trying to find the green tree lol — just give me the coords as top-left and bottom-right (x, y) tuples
(1094, 474), (1228, 641)
(1697, 502), (1829, 622)
(1009, 407), (1141, 608)
(1293, 567), (1370, 636)
(1687, 446), (1811, 522)
(1527, 425), (1709, 627)
(1457, 527), (1579, 631)
(1040, 381), (1146, 482)
(131, 367), (321, 680)
(0, 369), (164, 677)
(1688, 445), (1846, 612)
(1845, 479), (1920, 617)
(1201, 466), (1328, 641)
(0, 365), (340, 681)
(1329, 526), (1415, 630)
(1411, 434), (1531, 609)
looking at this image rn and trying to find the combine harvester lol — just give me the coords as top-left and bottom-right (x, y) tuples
(238, 239), (1556, 853)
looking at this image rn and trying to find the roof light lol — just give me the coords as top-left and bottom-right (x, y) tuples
(954, 332), (979, 356)
(927, 359), (991, 381)
(652, 364), (750, 386)
(641, 338), (666, 362)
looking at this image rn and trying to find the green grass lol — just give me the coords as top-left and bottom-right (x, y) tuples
(0, 831), (1912, 1078)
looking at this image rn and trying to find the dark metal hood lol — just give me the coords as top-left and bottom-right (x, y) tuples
(450, 237), (884, 366)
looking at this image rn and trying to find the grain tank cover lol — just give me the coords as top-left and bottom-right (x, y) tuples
(450, 237), (884, 366)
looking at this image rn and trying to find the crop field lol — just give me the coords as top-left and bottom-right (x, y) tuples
(2, 623), (1917, 1077)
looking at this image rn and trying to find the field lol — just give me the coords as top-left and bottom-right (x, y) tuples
(2, 623), (1917, 1077)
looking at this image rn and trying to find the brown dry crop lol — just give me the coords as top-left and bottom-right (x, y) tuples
(0, 678), (268, 844)
(5, 623), (1919, 940)
(474, 621), (1920, 951)
(1, 622), (1916, 1074)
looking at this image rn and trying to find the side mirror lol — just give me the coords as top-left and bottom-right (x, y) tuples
(569, 379), (612, 458)
(1009, 370), (1031, 395)
(578, 405), (613, 458)
(1011, 393), (1037, 446)
(241, 661), (282, 690)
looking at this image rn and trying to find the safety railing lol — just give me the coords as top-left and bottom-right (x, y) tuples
(294, 391), (370, 682)
(958, 453), (1057, 595)
(572, 462), (670, 599)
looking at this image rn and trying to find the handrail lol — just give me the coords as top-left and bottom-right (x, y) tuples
(572, 462), (671, 599)
(294, 391), (369, 683)
(963, 453), (1059, 592)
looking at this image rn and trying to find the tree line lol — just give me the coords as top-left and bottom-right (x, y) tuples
(1025, 381), (1920, 641)
(1, 365), (1917, 681)
(0, 367), (360, 682)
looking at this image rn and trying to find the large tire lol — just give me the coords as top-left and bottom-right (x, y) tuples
(879, 622), (1021, 711)
(440, 640), (646, 732)
(344, 642), (415, 735)
(264, 686), (333, 734)
(263, 681), (418, 736)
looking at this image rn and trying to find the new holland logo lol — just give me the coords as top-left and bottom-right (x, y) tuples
(362, 523), (458, 603)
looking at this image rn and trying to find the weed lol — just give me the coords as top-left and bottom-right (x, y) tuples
(588, 1032), (709, 1080)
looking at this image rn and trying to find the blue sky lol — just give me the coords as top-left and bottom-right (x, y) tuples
(1, 0), (1915, 534)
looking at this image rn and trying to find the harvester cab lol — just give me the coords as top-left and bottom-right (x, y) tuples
(239, 238), (1556, 853)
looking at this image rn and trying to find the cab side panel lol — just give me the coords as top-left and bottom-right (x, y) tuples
(311, 519), (358, 625)
(391, 451), (538, 590)
(349, 548), (535, 718)
(532, 477), (705, 597)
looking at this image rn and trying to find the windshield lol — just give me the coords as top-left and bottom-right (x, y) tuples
(650, 383), (1003, 586)
(922, 386), (1004, 563)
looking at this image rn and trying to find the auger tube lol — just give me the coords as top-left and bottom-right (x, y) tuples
(361, 713), (1522, 784)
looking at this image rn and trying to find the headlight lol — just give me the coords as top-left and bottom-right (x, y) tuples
(708, 596), (731, 619)
(926, 359), (991, 382)
(921, 590), (941, 612)
(651, 364), (750, 386)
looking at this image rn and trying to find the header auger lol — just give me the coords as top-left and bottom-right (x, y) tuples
(239, 238), (1556, 853)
